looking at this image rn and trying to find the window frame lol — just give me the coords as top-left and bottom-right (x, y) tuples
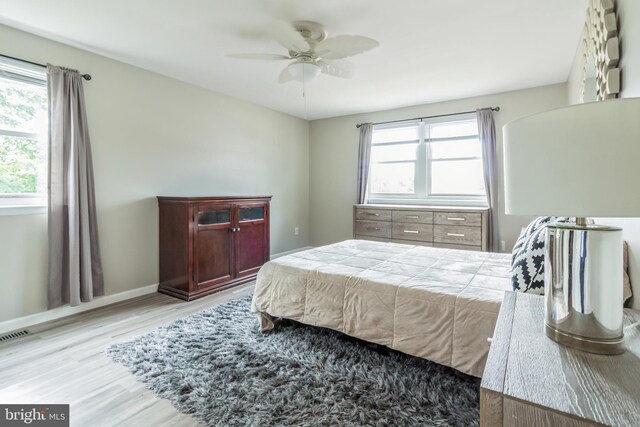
(0, 56), (48, 213)
(366, 114), (488, 207)
(367, 120), (421, 197)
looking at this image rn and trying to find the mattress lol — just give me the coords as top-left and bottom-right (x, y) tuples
(251, 239), (512, 377)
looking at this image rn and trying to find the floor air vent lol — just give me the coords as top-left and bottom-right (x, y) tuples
(0, 330), (30, 342)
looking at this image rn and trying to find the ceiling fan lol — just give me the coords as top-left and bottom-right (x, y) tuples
(226, 21), (379, 83)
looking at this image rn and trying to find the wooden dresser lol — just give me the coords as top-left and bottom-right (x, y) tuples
(157, 196), (271, 301)
(481, 292), (640, 426)
(353, 204), (489, 251)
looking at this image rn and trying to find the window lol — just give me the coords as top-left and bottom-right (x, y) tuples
(367, 114), (486, 206)
(0, 56), (48, 208)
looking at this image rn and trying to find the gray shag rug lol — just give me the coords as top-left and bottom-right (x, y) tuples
(107, 297), (480, 426)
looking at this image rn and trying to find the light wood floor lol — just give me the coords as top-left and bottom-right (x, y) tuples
(0, 283), (255, 427)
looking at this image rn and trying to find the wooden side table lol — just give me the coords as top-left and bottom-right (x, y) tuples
(481, 292), (640, 426)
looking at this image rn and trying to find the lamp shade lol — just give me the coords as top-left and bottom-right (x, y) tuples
(503, 98), (640, 217)
(288, 62), (320, 82)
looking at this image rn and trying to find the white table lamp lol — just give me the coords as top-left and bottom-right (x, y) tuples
(503, 98), (640, 354)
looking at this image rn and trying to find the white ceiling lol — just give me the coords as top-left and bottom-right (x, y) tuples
(0, 0), (587, 120)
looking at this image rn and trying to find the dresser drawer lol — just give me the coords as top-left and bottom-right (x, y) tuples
(392, 223), (433, 242)
(434, 212), (482, 227)
(434, 225), (482, 246)
(356, 220), (392, 238)
(392, 210), (433, 224)
(355, 208), (392, 222)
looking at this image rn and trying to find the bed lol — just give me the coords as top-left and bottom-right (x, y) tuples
(251, 239), (512, 377)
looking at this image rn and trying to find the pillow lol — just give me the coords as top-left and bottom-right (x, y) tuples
(511, 216), (571, 294)
(511, 228), (528, 266)
(511, 217), (569, 266)
(512, 217), (635, 304)
(511, 227), (547, 294)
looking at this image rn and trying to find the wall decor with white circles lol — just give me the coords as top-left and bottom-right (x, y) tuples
(580, 0), (621, 102)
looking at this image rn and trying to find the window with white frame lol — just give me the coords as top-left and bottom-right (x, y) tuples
(0, 56), (48, 207)
(367, 114), (487, 206)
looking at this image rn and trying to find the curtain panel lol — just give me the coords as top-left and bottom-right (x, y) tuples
(356, 123), (373, 204)
(476, 108), (499, 252)
(47, 64), (104, 308)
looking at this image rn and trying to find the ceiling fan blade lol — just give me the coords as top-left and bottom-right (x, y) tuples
(268, 21), (310, 53)
(316, 35), (379, 60)
(278, 67), (294, 84)
(319, 60), (357, 79)
(225, 53), (291, 60)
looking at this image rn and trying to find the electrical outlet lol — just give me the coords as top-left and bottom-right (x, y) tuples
(294, 227), (299, 236)
(500, 240), (506, 252)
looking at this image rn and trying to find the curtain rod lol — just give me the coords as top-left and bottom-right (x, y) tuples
(0, 53), (92, 81)
(355, 107), (500, 128)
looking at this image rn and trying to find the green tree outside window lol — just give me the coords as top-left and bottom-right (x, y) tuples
(0, 77), (47, 195)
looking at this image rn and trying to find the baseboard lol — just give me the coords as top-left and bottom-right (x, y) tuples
(270, 246), (313, 260)
(0, 283), (158, 335)
(0, 246), (313, 336)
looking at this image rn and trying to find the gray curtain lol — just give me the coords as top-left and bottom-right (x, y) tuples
(47, 64), (104, 309)
(357, 123), (373, 204)
(477, 108), (499, 252)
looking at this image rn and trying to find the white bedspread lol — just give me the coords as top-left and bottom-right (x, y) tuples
(251, 240), (512, 377)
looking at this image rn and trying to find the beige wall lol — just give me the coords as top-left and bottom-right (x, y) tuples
(308, 84), (568, 251)
(0, 25), (310, 322)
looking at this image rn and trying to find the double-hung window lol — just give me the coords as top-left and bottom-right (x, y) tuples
(0, 56), (48, 210)
(367, 114), (487, 206)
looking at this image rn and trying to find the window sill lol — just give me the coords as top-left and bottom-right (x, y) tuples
(0, 205), (47, 216)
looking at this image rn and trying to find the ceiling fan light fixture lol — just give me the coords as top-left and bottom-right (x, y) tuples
(288, 62), (321, 83)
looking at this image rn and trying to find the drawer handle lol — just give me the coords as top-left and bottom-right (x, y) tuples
(447, 217), (466, 221)
(365, 213), (380, 216)
(367, 227), (381, 231)
(404, 230), (419, 234)
(405, 215), (420, 219)
(447, 233), (465, 237)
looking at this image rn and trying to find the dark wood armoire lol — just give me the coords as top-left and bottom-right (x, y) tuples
(157, 196), (271, 301)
